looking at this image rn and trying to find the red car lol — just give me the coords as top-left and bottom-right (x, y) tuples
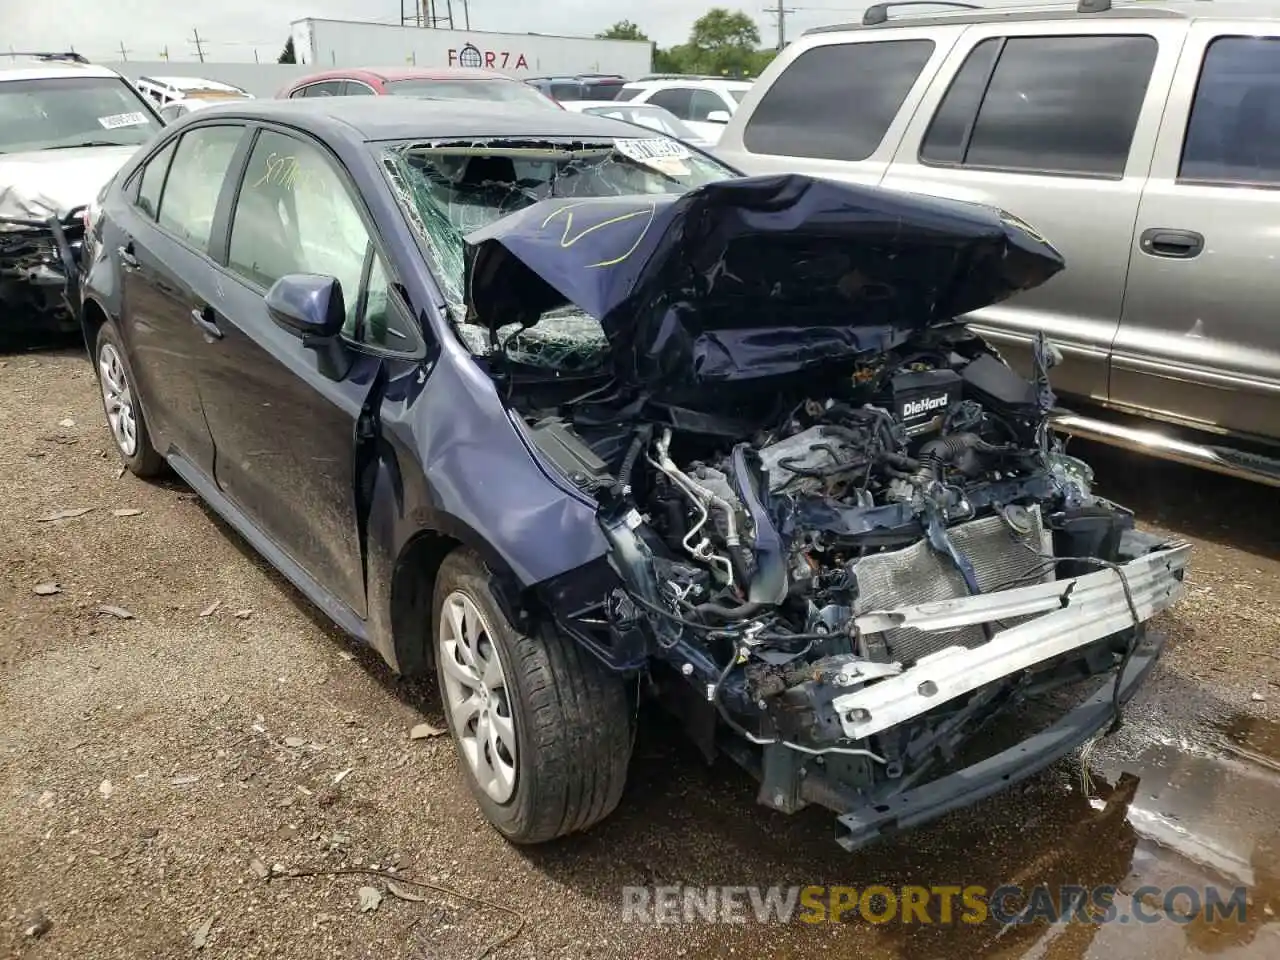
(277, 67), (561, 108)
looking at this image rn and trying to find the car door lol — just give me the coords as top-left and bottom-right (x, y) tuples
(197, 125), (424, 617)
(1113, 23), (1280, 443)
(115, 123), (248, 475)
(880, 21), (1184, 402)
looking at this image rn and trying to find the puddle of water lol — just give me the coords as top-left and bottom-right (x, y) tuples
(675, 711), (1280, 960)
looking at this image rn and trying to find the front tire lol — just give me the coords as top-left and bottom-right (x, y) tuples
(433, 548), (632, 843)
(94, 323), (164, 478)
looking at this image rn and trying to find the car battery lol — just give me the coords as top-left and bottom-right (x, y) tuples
(891, 369), (962, 439)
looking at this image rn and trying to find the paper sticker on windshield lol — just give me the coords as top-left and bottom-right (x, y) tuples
(97, 112), (150, 130)
(614, 138), (692, 164)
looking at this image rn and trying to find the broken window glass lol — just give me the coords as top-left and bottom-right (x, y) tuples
(378, 136), (735, 371)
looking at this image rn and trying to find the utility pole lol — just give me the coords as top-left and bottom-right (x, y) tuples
(117, 41), (129, 61)
(776, 0), (786, 51)
(253, 49), (259, 64)
(190, 28), (206, 63)
(160, 45), (170, 61)
(462, 0), (470, 30)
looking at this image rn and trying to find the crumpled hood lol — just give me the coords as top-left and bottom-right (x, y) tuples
(463, 173), (1064, 391)
(0, 146), (137, 222)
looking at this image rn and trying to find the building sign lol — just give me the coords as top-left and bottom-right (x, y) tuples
(448, 42), (530, 71)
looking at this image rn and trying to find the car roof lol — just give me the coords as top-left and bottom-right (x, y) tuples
(569, 100), (668, 111)
(295, 66), (516, 85)
(184, 96), (662, 142)
(139, 75), (246, 93)
(0, 58), (122, 82)
(805, 0), (1280, 34)
(622, 77), (752, 89)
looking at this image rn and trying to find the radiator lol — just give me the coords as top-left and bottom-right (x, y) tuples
(851, 508), (1053, 665)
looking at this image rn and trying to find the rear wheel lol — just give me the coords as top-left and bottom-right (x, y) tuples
(95, 323), (164, 478)
(433, 548), (632, 843)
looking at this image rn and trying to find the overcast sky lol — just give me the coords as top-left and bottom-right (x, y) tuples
(1, 0), (888, 64)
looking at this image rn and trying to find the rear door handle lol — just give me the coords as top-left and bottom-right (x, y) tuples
(190, 304), (223, 340)
(117, 243), (139, 270)
(1139, 228), (1204, 259)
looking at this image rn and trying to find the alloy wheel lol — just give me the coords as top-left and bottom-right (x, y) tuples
(98, 342), (138, 457)
(438, 590), (518, 803)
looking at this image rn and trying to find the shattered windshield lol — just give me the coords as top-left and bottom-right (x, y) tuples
(0, 77), (161, 153)
(379, 135), (736, 368)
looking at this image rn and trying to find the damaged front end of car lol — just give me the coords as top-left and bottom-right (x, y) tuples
(0, 213), (84, 334)
(462, 173), (1189, 849)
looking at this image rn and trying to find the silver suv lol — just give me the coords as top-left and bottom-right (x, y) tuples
(717, 0), (1280, 486)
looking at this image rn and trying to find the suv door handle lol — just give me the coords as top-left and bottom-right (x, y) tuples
(117, 243), (139, 270)
(190, 304), (223, 340)
(1139, 228), (1204, 259)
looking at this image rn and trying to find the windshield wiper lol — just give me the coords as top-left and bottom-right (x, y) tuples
(45, 140), (126, 150)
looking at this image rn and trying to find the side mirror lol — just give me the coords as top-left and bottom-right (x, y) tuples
(705, 109), (732, 124)
(265, 273), (345, 341)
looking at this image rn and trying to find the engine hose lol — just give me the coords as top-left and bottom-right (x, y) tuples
(614, 424), (652, 496)
(693, 599), (769, 623)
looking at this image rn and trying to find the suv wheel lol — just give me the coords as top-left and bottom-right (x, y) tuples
(95, 323), (164, 478)
(433, 548), (632, 843)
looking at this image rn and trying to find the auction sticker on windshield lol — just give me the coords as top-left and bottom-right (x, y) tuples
(615, 138), (692, 177)
(97, 112), (150, 130)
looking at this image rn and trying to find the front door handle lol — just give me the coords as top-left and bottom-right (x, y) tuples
(190, 304), (223, 340)
(1139, 228), (1204, 259)
(117, 242), (139, 270)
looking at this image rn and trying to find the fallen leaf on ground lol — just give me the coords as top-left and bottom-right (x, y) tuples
(99, 779), (114, 799)
(358, 886), (383, 913)
(283, 736), (305, 748)
(338, 651), (356, 661)
(191, 916), (213, 950)
(199, 600), (222, 617)
(96, 604), (134, 619)
(249, 858), (270, 879)
(409, 722), (446, 740)
(234, 609), (253, 619)
(386, 879), (427, 903)
(33, 582), (61, 596)
(112, 508), (143, 517)
(58, 418), (75, 428)
(116, 465), (126, 479)
(332, 767), (353, 785)
(169, 774), (200, 786)
(36, 508), (93, 522)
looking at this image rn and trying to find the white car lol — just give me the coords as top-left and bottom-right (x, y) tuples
(614, 75), (753, 144)
(559, 100), (715, 150)
(0, 53), (163, 334)
(136, 75), (253, 124)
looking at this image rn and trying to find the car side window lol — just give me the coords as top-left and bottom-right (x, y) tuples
(688, 89), (725, 122)
(647, 87), (694, 119)
(1181, 36), (1280, 185)
(551, 82), (581, 101)
(302, 81), (344, 98)
(921, 35), (1157, 178)
(614, 88), (641, 102)
(156, 125), (243, 250)
(227, 130), (413, 350)
(135, 139), (177, 220)
(743, 40), (935, 161)
(342, 81), (376, 96)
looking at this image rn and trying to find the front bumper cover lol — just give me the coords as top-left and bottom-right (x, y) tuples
(835, 626), (1167, 851)
(834, 544), (1189, 739)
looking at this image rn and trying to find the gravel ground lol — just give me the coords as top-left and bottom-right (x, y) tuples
(1, 346), (1277, 960)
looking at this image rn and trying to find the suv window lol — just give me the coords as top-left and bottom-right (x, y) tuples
(228, 130), (409, 350)
(614, 87), (642, 102)
(156, 125), (243, 250)
(647, 87), (694, 119)
(135, 140), (177, 219)
(921, 35), (1157, 177)
(1181, 36), (1280, 186)
(689, 89), (726, 122)
(743, 40), (935, 161)
(551, 82), (581, 100)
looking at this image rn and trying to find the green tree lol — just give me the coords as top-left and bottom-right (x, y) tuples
(686, 9), (764, 77)
(597, 20), (649, 42)
(278, 36), (296, 64)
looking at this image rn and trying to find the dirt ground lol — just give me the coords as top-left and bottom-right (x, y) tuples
(1, 346), (1278, 960)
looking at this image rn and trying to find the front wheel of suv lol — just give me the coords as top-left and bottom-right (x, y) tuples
(94, 323), (164, 478)
(433, 548), (632, 844)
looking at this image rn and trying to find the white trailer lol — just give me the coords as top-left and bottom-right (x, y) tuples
(290, 19), (652, 79)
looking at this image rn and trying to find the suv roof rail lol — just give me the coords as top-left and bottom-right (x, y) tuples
(5, 51), (90, 64)
(635, 73), (726, 82)
(862, 2), (980, 26)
